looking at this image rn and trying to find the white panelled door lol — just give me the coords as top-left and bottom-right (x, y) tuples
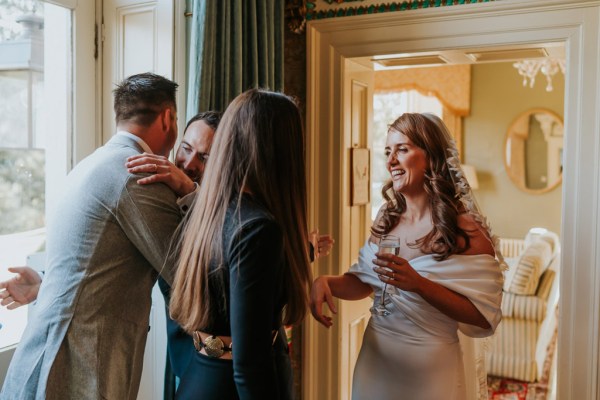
(339, 58), (374, 400)
(102, 0), (174, 143)
(102, 1), (174, 399)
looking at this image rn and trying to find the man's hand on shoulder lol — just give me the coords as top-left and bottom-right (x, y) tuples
(126, 153), (196, 197)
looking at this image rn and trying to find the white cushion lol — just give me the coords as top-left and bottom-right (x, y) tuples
(507, 240), (553, 295)
(525, 228), (560, 257)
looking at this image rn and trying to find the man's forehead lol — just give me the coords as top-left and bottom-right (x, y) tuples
(183, 120), (215, 147)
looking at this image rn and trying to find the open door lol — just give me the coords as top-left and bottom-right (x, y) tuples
(303, 55), (375, 400)
(338, 58), (374, 400)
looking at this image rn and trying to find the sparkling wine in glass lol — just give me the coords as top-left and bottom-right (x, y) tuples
(370, 234), (401, 316)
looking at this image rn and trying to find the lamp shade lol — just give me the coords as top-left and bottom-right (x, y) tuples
(460, 164), (479, 190)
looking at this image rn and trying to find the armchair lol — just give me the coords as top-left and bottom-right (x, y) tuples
(486, 228), (560, 382)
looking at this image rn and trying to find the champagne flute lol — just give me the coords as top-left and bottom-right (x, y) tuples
(370, 234), (401, 316)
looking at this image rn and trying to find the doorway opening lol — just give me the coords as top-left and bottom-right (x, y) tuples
(357, 46), (565, 399)
(304, 4), (600, 400)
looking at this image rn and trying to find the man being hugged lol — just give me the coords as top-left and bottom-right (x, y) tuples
(1, 73), (182, 400)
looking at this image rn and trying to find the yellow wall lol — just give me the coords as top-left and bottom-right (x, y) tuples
(464, 62), (564, 239)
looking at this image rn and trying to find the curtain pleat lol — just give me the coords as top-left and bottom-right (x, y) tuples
(187, 0), (285, 116)
(186, 0), (204, 119)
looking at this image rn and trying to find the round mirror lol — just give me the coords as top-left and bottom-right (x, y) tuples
(504, 108), (563, 194)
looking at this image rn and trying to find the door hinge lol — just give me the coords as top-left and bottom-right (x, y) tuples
(94, 23), (105, 60)
(94, 23), (98, 59)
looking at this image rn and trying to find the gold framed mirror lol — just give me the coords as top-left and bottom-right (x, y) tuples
(504, 108), (563, 194)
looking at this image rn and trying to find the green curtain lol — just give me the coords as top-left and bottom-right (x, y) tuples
(186, 0), (284, 118)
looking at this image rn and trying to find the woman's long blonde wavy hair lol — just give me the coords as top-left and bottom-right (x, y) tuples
(170, 89), (312, 334)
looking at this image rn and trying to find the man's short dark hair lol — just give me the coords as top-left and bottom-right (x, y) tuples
(113, 73), (178, 127)
(185, 111), (222, 132)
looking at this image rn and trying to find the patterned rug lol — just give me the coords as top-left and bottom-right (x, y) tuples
(487, 377), (531, 400)
(487, 325), (557, 400)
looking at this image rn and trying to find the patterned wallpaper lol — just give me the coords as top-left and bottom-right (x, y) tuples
(283, 26), (307, 119)
(286, 0), (495, 29)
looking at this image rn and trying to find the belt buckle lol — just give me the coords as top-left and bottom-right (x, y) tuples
(193, 331), (227, 358)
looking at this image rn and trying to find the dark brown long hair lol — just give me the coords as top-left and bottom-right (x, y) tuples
(371, 113), (469, 260)
(170, 89), (311, 333)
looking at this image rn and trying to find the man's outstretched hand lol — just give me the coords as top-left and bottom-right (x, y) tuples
(0, 266), (42, 310)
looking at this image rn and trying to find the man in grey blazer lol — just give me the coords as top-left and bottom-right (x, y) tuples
(0, 111), (222, 400)
(0, 73), (183, 400)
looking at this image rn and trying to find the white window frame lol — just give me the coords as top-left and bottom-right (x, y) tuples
(60, 0), (100, 164)
(0, 0), (98, 385)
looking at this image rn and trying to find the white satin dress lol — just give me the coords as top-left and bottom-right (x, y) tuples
(347, 240), (503, 400)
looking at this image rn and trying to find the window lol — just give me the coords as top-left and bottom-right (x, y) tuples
(0, 0), (76, 350)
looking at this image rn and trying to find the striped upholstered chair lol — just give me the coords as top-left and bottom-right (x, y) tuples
(486, 228), (560, 382)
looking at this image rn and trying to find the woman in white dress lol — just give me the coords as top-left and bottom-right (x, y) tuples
(310, 113), (504, 400)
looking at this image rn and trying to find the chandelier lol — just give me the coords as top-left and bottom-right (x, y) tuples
(513, 58), (566, 92)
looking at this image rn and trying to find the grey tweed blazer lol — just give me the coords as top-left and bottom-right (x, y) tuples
(0, 134), (182, 400)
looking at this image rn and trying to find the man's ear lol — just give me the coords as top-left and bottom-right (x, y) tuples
(160, 107), (173, 131)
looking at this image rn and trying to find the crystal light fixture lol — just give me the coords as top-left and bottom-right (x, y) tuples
(513, 58), (566, 92)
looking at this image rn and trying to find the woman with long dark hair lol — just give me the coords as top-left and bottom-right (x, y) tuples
(170, 89), (311, 399)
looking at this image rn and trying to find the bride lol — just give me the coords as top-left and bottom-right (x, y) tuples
(310, 113), (505, 400)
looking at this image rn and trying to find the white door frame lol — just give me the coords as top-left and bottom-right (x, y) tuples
(305, 1), (600, 399)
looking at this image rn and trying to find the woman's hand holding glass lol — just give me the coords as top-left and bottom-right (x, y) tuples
(370, 235), (401, 316)
(373, 253), (424, 294)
